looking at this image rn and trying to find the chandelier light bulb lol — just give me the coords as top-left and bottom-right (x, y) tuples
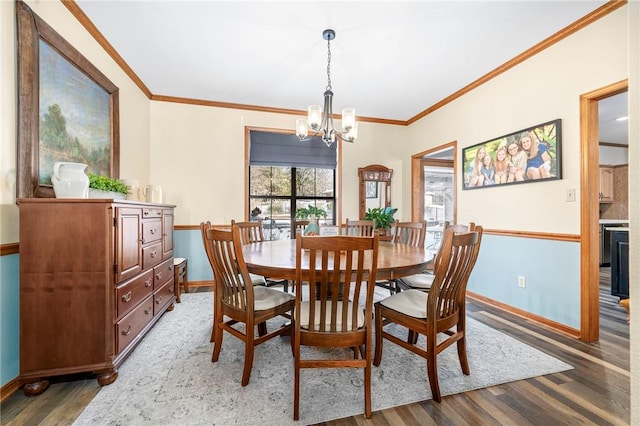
(308, 105), (322, 129)
(341, 108), (355, 130)
(296, 119), (309, 139)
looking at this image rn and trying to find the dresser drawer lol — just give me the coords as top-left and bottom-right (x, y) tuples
(142, 242), (163, 270)
(154, 279), (175, 316)
(116, 294), (154, 354)
(153, 258), (174, 289)
(116, 269), (154, 319)
(142, 208), (162, 218)
(142, 219), (162, 244)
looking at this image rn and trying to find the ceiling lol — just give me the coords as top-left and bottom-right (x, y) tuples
(599, 92), (628, 145)
(72, 1), (625, 142)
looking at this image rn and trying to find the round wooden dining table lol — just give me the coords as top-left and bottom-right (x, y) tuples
(242, 239), (433, 281)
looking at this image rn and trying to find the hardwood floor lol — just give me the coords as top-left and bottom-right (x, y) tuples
(1, 271), (630, 425)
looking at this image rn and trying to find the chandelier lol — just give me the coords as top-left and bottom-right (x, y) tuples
(296, 29), (357, 147)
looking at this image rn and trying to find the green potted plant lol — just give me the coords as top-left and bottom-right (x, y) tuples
(88, 173), (129, 199)
(365, 206), (398, 234)
(295, 206), (327, 221)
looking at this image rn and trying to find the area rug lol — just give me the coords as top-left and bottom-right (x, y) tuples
(73, 291), (572, 425)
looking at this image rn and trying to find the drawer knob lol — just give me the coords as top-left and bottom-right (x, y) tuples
(156, 272), (163, 280)
(150, 228), (157, 235)
(145, 278), (152, 287)
(156, 296), (163, 305)
(122, 291), (132, 302)
(151, 250), (157, 258)
(145, 306), (152, 315)
(121, 325), (132, 336)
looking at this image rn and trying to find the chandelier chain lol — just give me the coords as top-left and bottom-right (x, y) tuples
(326, 37), (332, 91)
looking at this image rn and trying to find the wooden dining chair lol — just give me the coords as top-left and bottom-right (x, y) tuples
(292, 233), (379, 420)
(291, 219), (310, 236)
(374, 220), (427, 294)
(397, 222), (476, 292)
(231, 219), (289, 291)
(343, 218), (376, 236)
(374, 226), (483, 403)
(205, 226), (295, 386)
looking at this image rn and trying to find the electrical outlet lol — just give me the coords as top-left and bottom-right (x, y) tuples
(566, 189), (576, 202)
(518, 276), (526, 288)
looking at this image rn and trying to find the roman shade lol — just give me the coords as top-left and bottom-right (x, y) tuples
(249, 131), (337, 169)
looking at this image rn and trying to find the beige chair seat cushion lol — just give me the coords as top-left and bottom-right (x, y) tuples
(253, 286), (294, 311)
(399, 273), (434, 290)
(298, 300), (365, 330)
(378, 289), (428, 319)
(249, 273), (267, 286)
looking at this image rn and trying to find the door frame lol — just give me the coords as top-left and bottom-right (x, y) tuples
(411, 141), (457, 222)
(580, 79), (627, 341)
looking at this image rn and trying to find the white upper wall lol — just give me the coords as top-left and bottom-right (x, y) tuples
(0, 0), (152, 244)
(401, 7), (628, 235)
(149, 101), (408, 225)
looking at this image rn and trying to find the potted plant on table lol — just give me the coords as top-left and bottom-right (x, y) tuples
(295, 206), (328, 221)
(88, 173), (129, 199)
(365, 206), (398, 236)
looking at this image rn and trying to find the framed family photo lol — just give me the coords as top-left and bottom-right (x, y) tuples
(462, 119), (562, 190)
(16, 1), (120, 198)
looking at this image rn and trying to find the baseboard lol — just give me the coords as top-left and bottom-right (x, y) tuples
(1, 377), (22, 403)
(466, 291), (581, 338)
(185, 280), (214, 289)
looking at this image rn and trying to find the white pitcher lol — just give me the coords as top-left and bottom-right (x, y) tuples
(143, 185), (163, 203)
(51, 162), (89, 198)
(121, 179), (142, 201)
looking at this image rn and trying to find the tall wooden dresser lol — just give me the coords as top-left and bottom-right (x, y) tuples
(17, 199), (176, 395)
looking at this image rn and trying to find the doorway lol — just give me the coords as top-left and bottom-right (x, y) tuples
(580, 80), (628, 341)
(411, 141), (456, 249)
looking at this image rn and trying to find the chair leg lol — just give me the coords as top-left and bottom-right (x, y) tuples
(457, 335), (470, 375)
(373, 305), (383, 366)
(241, 334), (255, 387)
(258, 321), (267, 337)
(212, 324), (223, 362)
(364, 351), (372, 419)
(426, 334), (441, 403)
(407, 330), (419, 344)
(283, 280), (288, 292)
(293, 354), (300, 420)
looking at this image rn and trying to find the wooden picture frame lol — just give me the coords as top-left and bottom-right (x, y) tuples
(16, 1), (119, 199)
(462, 119), (562, 190)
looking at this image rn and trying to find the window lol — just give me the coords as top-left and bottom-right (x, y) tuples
(249, 131), (336, 240)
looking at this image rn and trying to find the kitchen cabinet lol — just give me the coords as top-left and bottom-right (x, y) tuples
(599, 167), (614, 203)
(18, 199), (176, 395)
(610, 228), (629, 299)
(599, 220), (628, 266)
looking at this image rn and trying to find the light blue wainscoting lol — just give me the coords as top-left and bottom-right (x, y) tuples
(1, 253), (20, 387)
(468, 233), (580, 329)
(175, 230), (581, 329)
(173, 229), (213, 282)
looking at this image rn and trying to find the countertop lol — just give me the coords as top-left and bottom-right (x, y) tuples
(599, 219), (629, 225)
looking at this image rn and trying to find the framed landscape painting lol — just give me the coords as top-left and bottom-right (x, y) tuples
(462, 119), (562, 190)
(16, 1), (119, 198)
